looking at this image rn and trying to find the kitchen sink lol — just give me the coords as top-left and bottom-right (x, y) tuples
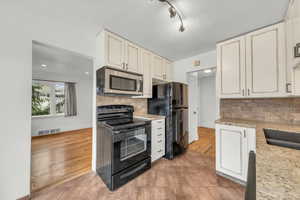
(263, 129), (300, 150)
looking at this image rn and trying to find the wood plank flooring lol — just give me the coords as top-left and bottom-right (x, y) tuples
(189, 127), (216, 158)
(32, 138), (245, 200)
(31, 128), (92, 192)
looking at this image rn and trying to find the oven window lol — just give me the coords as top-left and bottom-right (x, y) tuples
(120, 128), (147, 161)
(110, 75), (137, 91)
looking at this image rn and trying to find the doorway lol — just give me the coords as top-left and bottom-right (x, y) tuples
(31, 41), (94, 192)
(187, 67), (218, 158)
(187, 71), (199, 144)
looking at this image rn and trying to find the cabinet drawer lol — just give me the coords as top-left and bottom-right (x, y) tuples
(152, 128), (164, 139)
(152, 145), (165, 159)
(151, 137), (165, 163)
(152, 119), (165, 127)
(153, 137), (165, 149)
(155, 137), (164, 145)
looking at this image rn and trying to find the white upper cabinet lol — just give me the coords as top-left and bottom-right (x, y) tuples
(217, 22), (287, 98)
(217, 36), (246, 98)
(125, 41), (140, 73)
(152, 55), (172, 82)
(141, 49), (153, 97)
(163, 60), (173, 81)
(96, 31), (141, 73)
(246, 23), (286, 97)
(286, 0), (300, 95)
(105, 32), (125, 69)
(96, 30), (173, 98)
(153, 55), (164, 80)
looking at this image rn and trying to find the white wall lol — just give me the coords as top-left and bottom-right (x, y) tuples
(198, 75), (218, 129)
(173, 50), (217, 84)
(31, 72), (93, 136)
(0, 2), (96, 199)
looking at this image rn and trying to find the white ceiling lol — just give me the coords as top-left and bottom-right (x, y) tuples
(27, 0), (288, 61)
(32, 42), (93, 79)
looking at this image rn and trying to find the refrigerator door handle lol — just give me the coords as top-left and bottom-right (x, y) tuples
(175, 111), (178, 142)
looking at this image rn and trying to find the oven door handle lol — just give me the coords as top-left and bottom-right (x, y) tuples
(112, 126), (147, 143)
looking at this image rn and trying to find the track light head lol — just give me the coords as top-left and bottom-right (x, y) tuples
(179, 24), (185, 32)
(157, 0), (185, 33)
(168, 7), (177, 18)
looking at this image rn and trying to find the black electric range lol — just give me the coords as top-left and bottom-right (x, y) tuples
(96, 105), (151, 191)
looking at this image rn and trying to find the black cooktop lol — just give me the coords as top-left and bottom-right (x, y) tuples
(103, 118), (150, 131)
(97, 105), (150, 131)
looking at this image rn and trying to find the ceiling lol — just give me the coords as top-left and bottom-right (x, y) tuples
(32, 42), (93, 79)
(27, 0), (288, 61)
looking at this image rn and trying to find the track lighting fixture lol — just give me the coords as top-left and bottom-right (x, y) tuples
(179, 24), (185, 32)
(168, 7), (177, 18)
(158, 0), (185, 32)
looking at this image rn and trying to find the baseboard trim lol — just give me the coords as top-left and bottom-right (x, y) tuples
(31, 127), (92, 138)
(216, 171), (246, 186)
(17, 194), (31, 200)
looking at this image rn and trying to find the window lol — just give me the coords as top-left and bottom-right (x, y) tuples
(32, 80), (65, 117)
(55, 83), (65, 114)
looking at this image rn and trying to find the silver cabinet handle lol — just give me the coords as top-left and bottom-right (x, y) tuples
(243, 130), (246, 138)
(157, 150), (162, 153)
(126, 63), (128, 70)
(286, 83), (292, 93)
(242, 89), (245, 96)
(157, 128), (163, 130)
(158, 133), (163, 136)
(247, 89), (250, 96)
(158, 140), (163, 143)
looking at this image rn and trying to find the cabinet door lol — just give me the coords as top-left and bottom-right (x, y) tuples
(153, 55), (164, 80)
(141, 49), (153, 97)
(217, 37), (246, 98)
(163, 60), (172, 82)
(246, 23), (286, 97)
(105, 32), (125, 69)
(216, 124), (247, 181)
(292, 65), (300, 95)
(125, 41), (140, 73)
(286, 0), (300, 92)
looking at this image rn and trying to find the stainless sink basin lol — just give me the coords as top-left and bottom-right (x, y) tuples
(263, 129), (300, 150)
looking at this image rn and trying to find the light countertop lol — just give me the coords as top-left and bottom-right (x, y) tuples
(216, 118), (300, 200)
(134, 114), (165, 121)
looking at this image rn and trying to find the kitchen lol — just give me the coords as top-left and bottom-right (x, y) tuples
(0, 0), (300, 200)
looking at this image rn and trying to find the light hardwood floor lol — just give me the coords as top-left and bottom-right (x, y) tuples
(31, 128), (92, 192)
(31, 151), (244, 200)
(189, 127), (216, 158)
(31, 127), (245, 200)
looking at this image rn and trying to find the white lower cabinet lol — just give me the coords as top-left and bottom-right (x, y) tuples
(151, 119), (165, 162)
(216, 124), (256, 182)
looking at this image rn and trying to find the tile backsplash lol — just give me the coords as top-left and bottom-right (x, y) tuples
(96, 96), (148, 115)
(220, 98), (300, 124)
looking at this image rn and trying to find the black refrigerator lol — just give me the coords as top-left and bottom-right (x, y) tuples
(148, 82), (189, 159)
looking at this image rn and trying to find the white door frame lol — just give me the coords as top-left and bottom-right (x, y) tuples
(186, 66), (219, 142)
(187, 72), (199, 143)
